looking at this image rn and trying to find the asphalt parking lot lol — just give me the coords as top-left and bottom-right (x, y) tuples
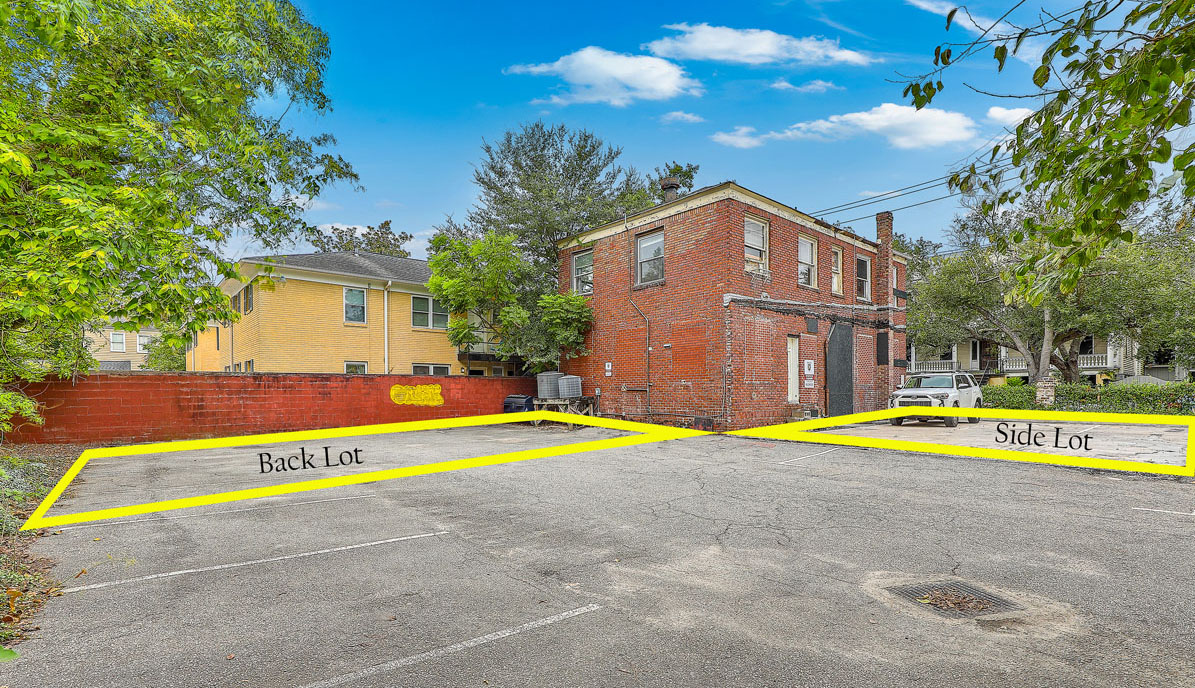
(7, 424), (1195, 687)
(822, 417), (1190, 466)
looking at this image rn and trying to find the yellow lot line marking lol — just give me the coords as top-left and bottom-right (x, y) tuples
(21, 411), (708, 531)
(729, 406), (1195, 477)
(22, 407), (1194, 532)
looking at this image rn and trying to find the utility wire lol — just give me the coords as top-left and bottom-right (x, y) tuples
(836, 191), (966, 224)
(811, 158), (1014, 216)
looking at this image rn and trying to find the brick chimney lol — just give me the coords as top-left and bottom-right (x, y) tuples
(875, 211), (896, 398)
(660, 176), (681, 202)
(875, 211), (894, 308)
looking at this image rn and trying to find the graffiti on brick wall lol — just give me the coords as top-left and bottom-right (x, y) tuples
(390, 384), (445, 406)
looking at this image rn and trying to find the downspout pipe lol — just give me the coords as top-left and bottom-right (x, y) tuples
(629, 298), (651, 418)
(624, 211), (652, 418)
(384, 280), (391, 374)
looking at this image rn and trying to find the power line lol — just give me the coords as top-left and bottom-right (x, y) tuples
(812, 178), (949, 215)
(810, 158), (1014, 216)
(836, 191), (965, 224)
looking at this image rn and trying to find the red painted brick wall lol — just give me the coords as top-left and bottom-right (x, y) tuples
(561, 195), (907, 430)
(6, 372), (535, 444)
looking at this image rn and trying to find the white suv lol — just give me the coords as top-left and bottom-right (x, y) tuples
(888, 373), (983, 428)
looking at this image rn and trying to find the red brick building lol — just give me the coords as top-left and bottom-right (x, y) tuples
(557, 180), (909, 430)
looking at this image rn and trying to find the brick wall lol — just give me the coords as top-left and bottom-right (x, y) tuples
(6, 372), (535, 444)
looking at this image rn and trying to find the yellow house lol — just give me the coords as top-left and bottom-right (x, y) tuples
(86, 324), (159, 370)
(185, 251), (519, 377)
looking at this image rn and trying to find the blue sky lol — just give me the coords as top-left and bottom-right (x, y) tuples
(241, 0), (1060, 260)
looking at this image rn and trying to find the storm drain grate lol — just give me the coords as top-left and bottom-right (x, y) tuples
(886, 581), (1022, 618)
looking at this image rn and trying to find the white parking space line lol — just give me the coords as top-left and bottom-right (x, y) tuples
(1132, 507), (1195, 517)
(779, 448), (840, 465)
(62, 532), (446, 593)
(56, 494), (379, 532)
(299, 603), (603, 688)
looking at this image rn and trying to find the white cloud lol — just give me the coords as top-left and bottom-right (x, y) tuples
(507, 46), (702, 106)
(645, 22), (874, 66)
(858, 190), (893, 198)
(374, 199), (404, 209)
(771, 78), (844, 93)
(904, 0), (1043, 64)
(661, 110), (705, 123)
(710, 126), (767, 149)
(711, 103), (978, 149)
(317, 223), (368, 235)
(986, 106), (1034, 127)
(285, 193), (340, 212)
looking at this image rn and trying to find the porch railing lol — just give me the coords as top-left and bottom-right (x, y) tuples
(908, 360), (958, 373)
(1000, 357), (1029, 371)
(998, 354), (1109, 373)
(1078, 353), (1108, 369)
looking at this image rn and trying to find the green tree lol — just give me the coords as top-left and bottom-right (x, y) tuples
(428, 121), (697, 369)
(140, 330), (186, 371)
(649, 161), (701, 202)
(892, 231), (943, 284)
(903, 2), (1195, 301)
(0, 0), (355, 427)
(311, 220), (413, 257)
(447, 121), (659, 285)
(427, 232), (593, 372)
(909, 195), (1194, 382)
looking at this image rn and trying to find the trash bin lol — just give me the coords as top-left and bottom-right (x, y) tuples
(503, 394), (534, 413)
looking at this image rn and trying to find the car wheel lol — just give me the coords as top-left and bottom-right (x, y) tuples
(890, 417), (904, 426)
(968, 398), (982, 423)
(944, 401), (959, 428)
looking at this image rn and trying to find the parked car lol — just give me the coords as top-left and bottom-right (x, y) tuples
(888, 373), (983, 428)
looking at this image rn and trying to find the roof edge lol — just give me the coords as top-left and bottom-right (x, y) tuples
(237, 258), (429, 287)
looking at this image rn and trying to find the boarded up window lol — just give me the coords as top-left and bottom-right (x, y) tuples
(877, 332), (889, 365)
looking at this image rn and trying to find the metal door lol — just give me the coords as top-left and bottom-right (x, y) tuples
(827, 323), (854, 416)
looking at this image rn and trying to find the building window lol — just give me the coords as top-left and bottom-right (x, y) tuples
(468, 368), (486, 376)
(572, 250), (594, 295)
(231, 292), (241, 313)
(745, 217), (768, 266)
(344, 361), (368, 374)
(412, 296), (449, 329)
(245, 359), (254, 373)
(412, 363), (451, 375)
(856, 256), (872, 301)
(233, 362), (242, 372)
(110, 331), (126, 352)
(215, 327), (220, 350)
(137, 334), (151, 353)
(343, 288), (366, 323)
(224, 365), (231, 372)
(830, 247), (844, 295)
(798, 237), (817, 287)
(1078, 335), (1094, 355)
(636, 231), (664, 284)
(492, 366), (504, 377)
(243, 283), (253, 313)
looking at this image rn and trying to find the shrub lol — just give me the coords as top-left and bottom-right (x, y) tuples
(1053, 382), (1195, 415)
(981, 382), (1195, 415)
(980, 384), (1035, 409)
